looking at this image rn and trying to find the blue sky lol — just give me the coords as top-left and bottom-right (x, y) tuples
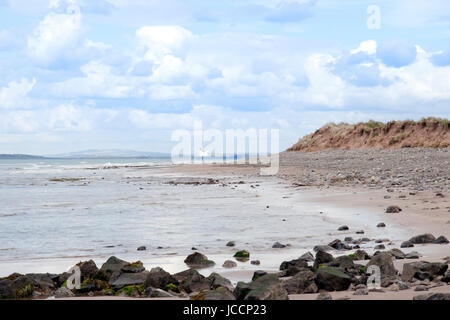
(0, 0), (450, 154)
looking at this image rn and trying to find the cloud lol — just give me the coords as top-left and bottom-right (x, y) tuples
(0, 78), (36, 109)
(136, 26), (192, 63)
(265, 0), (316, 23)
(377, 40), (418, 68)
(27, 2), (82, 66)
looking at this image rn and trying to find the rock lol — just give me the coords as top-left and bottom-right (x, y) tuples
(316, 292), (332, 300)
(385, 206), (402, 213)
(299, 252), (315, 262)
(174, 269), (210, 294)
(414, 285), (428, 291)
(250, 260), (261, 265)
(355, 230), (365, 234)
(442, 270), (450, 283)
(433, 236), (449, 244)
(144, 267), (178, 289)
(367, 252), (398, 277)
(283, 270), (317, 294)
(397, 281), (410, 290)
(409, 234), (436, 244)
(313, 245), (334, 252)
(344, 237), (353, 242)
(19, 274), (55, 294)
(328, 239), (351, 250)
(76, 260), (99, 281)
(54, 287), (75, 298)
(206, 273), (233, 291)
(338, 225), (349, 231)
(272, 242), (286, 248)
(328, 256), (358, 274)
(313, 251), (335, 269)
(252, 271), (267, 281)
(374, 244), (385, 250)
(0, 279), (14, 299)
(111, 271), (149, 290)
(202, 287), (236, 300)
(354, 249), (371, 260)
(226, 241), (235, 247)
(184, 252), (215, 268)
(280, 258), (308, 271)
(233, 250), (250, 259)
(314, 266), (351, 291)
(145, 287), (175, 298)
(413, 293), (450, 300)
(121, 261), (145, 273)
(401, 261), (448, 282)
(223, 260), (237, 268)
(401, 241), (414, 248)
(389, 248), (406, 259)
(353, 288), (369, 295)
(234, 274), (288, 300)
(377, 222), (386, 228)
(405, 251), (421, 259)
(137, 246), (146, 251)
(100, 256), (129, 282)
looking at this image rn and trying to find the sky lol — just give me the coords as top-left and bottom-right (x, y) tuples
(0, 0), (450, 155)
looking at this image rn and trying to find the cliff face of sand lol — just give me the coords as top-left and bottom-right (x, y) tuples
(287, 118), (450, 152)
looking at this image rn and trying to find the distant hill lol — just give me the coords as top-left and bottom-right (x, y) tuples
(49, 149), (170, 159)
(287, 118), (450, 152)
(0, 154), (45, 159)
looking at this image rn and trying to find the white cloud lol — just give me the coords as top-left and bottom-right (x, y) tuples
(0, 78), (36, 109)
(27, 2), (82, 66)
(350, 40), (377, 55)
(136, 26), (192, 63)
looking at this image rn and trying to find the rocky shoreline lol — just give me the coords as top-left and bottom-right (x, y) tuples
(1, 231), (448, 300)
(1, 148), (449, 300)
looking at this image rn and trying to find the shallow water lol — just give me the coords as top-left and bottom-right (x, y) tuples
(0, 158), (410, 282)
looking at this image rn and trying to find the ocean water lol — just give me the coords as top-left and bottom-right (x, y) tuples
(0, 158), (408, 280)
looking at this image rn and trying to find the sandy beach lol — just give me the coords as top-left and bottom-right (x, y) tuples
(0, 149), (449, 300)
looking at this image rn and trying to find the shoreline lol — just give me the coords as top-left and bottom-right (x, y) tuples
(1, 149), (449, 300)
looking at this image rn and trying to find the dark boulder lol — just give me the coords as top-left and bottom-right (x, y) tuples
(252, 271), (267, 281)
(433, 236), (449, 244)
(400, 241), (414, 248)
(121, 261), (145, 273)
(409, 234), (436, 244)
(353, 249), (371, 261)
(314, 266), (351, 291)
(174, 269), (210, 293)
(272, 242), (286, 248)
(234, 274), (288, 300)
(283, 270), (317, 294)
(367, 252), (398, 277)
(203, 287), (236, 300)
(111, 271), (149, 290)
(338, 225), (349, 231)
(401, 261), (448, 282)
(206, 273), (233, 291)
(184, 252), (215, 268)
(313, 250), (334, 269)
(385, 206), (402, 213)
(100, 256), (129, 282)
(0, 279), (14, 299)
(388, 248), (406, 259)
(144, 267), (178, 289)
(76, 260), (99, 282)
(313, 245), (334, 252)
